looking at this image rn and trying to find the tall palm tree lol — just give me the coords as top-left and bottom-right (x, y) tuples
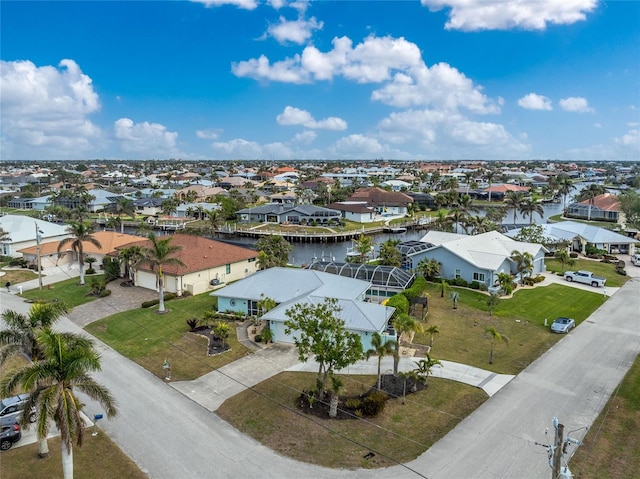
(206, 209), (223, 237)
(485, 170), (496, 202)
(581, 184), (606, 221)
(1, 329), (117, 478)
(0, 227), (11, 242)
(519, 198), (544, 224)
(392, 313), (423, 375)
(353, 234), (374, 263)
(556, 175), (574, 213)
(504, 191), (526, 225)
(119, 245), (144, 284)
(485, 326), (509, 364)
(365, 332), (396, 391)
(0, 303), (67, 363)
(137, 233), (185, 312)
(115, 197), (136, 233)
(57, 221), (101, 285)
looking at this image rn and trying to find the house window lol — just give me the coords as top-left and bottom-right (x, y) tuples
(455, 269), (461, 279)
(473, 272), (485, 282)
(248, 257), (256, 263)
(225, 264), (231, 274)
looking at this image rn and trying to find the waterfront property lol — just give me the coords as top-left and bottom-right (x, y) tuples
(0, 214), (70, 257)
(211, 267), (396, 349)
(566, 193), (621, 223)
(236, 203), (342, 225)
(402, 230), (547, 287)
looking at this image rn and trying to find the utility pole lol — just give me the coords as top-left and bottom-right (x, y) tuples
(35, 222), (43, 291)
(552, 421), (564, 479)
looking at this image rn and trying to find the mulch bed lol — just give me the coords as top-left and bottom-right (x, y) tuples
(190, 326), (231, 356)
(299, 374), (427, 420)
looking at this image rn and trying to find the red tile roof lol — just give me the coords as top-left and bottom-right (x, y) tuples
(347, 187), (413, 207)
(579, 193), (621, 211)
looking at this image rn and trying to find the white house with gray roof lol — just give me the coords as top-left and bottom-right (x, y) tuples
(210, 267), (395, 350)
(0, 215), (70, 257)
(406, 230), (547, 288)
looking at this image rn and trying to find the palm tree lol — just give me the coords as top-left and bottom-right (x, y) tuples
(353, 234), (374, 263)
(468, 215), (496, 234)
(425, 325), (440, 348)
(496, 272), (514, 296)
(137, 233), (185, 313)
(365, 332), (396, 391)
(519, 198), (544, 224)
(511, 250), (534, 280)
(581, 184), (606, 221)
(115, 197), (136, 233)
(485, 326), (509, 364)
(328, 373), (345, 419)
(0, 303), (67, 363)
(431, 210), (453, 232)
(504, 191), (526, 225)
(57, 221), (102, 285)
(206, 209), (223, 237)
(413, 355), (442, 386)
(1, 329), (117, 478)
(0, 227), (11, 242)
(556, 175), (574, 212)
(554, 249), (573, 273)
(486, 294), (500, 316)
(392, 313), (424, 375)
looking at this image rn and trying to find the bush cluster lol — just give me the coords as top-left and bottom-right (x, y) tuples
(522, 275), (545, 286)
(360, 391), (388, 417)
(141, 292), (177, 308)
(569, 252), (579, 259)
(444, 277), (487, 291)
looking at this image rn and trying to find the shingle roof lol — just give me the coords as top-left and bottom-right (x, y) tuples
(347, 187), (413, 207)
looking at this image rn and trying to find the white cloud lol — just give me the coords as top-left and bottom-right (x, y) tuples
(0, 59), (103, 159)
(332, 134), (385, 156)
(267, 16), (323, 45)
(421, 0), (598, 31)
(114, 118), (179, 154)
(210, 138), (263, 157)
(559, 96), (594, 113)
(232, 54), (310, 84)
(371, 62), (501, 114)
(196, 128), (222, 140)
(292, 130), (316, 144)
(190, 0), (258, 10)
(564, 128), (639, 161)
(593, 123), (602, 128)
(614, 129), (639, 147)
(518, 93), (553, 110)
(276, 106), (347, 130)
(377, 108), (529, 159)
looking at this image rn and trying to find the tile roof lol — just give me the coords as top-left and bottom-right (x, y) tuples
(578, 193), (621, 211)
(19, 231), (143, 256)
(347, 187), (413, 206)
(124, 234), (258, 275)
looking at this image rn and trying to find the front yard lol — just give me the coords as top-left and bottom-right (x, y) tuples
(20, 274), (108, 308)
(544, 257), (630, 287)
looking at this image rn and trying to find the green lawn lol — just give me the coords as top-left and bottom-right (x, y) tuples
(216, 371), (487, 469)
(20, 274), (107, 308)
(570, 354), (640, 478)
(545, 257), (629, 287)
(85, 292), (252, 381)
(0, 268), (39, 286)
(415, 282), (605, 374)
(547, 213), (619, 229)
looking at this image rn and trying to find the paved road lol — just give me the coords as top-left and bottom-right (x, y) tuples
(1, 271), (638, 478)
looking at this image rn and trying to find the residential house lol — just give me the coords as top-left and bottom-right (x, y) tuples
(211, 267), (396, 349)
(123, 234), (259, 296)
(505, 221), (636, 255)
(236, 204), (341, 225)
(326, 202), (376, 223)
(566, 193), (621, 223)
(0, 215), (70, 257)
(346, 187), (413, 216)
(483, 184), (530, 201)
(403, 230), (547, 288)
(18, 231), (141, 270)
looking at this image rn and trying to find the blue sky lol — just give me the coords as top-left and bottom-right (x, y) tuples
(1, 0), (639, 162)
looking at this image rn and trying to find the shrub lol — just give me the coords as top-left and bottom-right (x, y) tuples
(186, 317), (199, 331)
(386, 294), (409, 316)
(99, 289), (112, 297)
(101, 256), (121, 282)
(361, 391), (388, 417)
(470, 281), (481, 290)
(254, 335), (262, 343)
(86, 268), (96, 275)
(141, 293), (177, 308)
(345, 398), (361, 409)
(569, 252), (579, 258)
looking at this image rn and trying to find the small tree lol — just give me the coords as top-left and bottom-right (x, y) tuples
(496, 272), (514, 296)
(425, 325), (440, 348)
(284, 298), (363, 394)
(213, 321), (230, 348)
(365, 332), (397, 391)
(487, 294), (500, 316)
(486, 326), (509, 364)
(413, 355), (442, 386)
(449, 291), (460, 309)
(260, 323), (274, 344)
(328, 373), (345, 418)
(554, 250), (573, 273)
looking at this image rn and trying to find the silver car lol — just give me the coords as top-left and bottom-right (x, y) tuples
(0, 394), (36, 424)
(551, 317), (575, 334)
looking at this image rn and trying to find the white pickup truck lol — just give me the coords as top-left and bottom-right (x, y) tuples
(632, 254), (640, 267)
(564, 270), (607, 287)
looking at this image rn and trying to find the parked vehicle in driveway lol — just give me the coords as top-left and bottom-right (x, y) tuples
(551, 317), (576, 333)
(0, 394), (36, 424)
(564, 270), (606, 287)
(632, 254), (640, 267)
(0, 417), (22, 451)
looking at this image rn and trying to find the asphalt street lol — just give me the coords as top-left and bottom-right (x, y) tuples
(1, 272), (638, 478)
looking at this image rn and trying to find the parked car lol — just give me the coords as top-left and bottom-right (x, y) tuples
(0, 417), (22, 451)
(0, 394), (36, 424)
(564, 270), (606, 287)
(551, 317), (575, 334)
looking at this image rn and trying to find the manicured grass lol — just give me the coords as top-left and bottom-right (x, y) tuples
(547, 213), (619, 229)
(0, 268), (39, 286)
(85, 293), (252, 381)
(0, 433), (147, 479)
(545, 257), (629, 287)
(216, 371), (487, 469)
(20, 275), (107, 308)
(570, 354), (640, 478)
(414, 283), (605, 375)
